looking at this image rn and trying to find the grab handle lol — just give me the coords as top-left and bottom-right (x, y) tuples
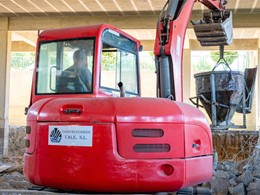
(64, 108), (82, 114)
(60, 104), (84, 115)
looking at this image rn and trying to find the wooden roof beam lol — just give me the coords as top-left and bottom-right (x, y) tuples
(6, 12), (260, 31)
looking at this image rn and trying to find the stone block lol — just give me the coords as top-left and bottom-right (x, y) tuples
(211, 177), (230, 194)
(247, 181), (260, 192)
(238, 170), (253, 186)
(214, 170), (230, 179)
(228, 183), (245, 195)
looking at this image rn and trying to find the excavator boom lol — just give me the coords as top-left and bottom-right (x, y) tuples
(198, 0), (227, 10)
(154, 0), (232, 101)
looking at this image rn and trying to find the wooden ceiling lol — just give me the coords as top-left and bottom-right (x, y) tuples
(0, 0), (259, 17)
(3, 0), (260, 47)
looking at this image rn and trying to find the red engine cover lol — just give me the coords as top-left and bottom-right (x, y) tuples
(24, 97), (212, 192)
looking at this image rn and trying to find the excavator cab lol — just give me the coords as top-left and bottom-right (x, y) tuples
(29, 24), (141, 106)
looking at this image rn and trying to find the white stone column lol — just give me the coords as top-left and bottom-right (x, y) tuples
(257, 39), (260, 129)
(0, 18), (11, 154)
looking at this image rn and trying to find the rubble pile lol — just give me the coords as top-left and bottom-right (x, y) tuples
(0, 156), (32, 189)
(207, 145), (260, 194)
(0, 126), (32, 190)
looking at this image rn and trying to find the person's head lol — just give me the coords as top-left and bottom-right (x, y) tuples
(73, 50), (86, 67)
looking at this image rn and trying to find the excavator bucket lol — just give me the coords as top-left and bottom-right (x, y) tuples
(192, 10), (233, 46)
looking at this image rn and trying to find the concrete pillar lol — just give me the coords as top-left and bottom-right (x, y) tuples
(257, 39), (260, 129)
(0, 18), (11, 154)
(182, 49), (191, 104)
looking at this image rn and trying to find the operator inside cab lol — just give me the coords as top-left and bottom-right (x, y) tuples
(57, 49), (92, 93)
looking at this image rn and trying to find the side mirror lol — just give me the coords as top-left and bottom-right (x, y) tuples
(139, 45), (143, 52)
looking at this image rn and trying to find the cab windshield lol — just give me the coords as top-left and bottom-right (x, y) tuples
(36, 39), (94, 94)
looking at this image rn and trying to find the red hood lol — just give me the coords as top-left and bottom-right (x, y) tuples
(27, 97), (208, 127)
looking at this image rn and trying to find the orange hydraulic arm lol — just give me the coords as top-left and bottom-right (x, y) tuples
(154, 0), (231, 101)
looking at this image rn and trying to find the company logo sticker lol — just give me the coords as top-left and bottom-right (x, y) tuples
(50, 128), (62, 143)
(48, 126), (93, 147)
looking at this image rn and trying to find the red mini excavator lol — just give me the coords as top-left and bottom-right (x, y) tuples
(24, 0), (232, 192)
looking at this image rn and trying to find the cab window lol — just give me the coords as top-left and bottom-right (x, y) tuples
(101, 29), (139, 96)
(36, 39), (94, 94)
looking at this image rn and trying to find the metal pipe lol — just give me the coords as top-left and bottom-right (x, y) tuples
(118, 82), (125, 97)
(165, 0), (179, 20)
(159, 56), (172, 99)
(219, 45), (224, 59)
(210, 74), (217, 127)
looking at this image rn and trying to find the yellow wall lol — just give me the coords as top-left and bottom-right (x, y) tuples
(9, 70), (32, 126)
